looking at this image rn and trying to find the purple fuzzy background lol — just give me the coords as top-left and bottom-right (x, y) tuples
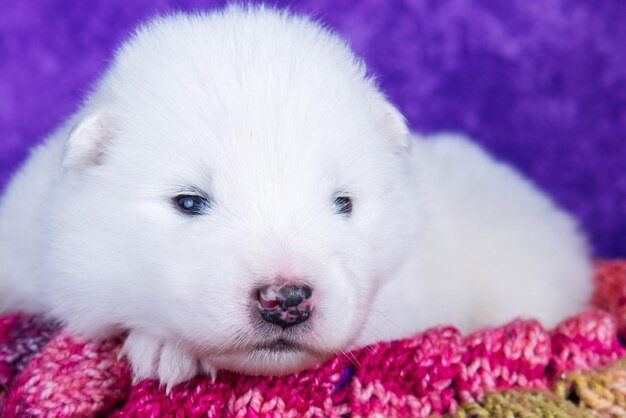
(1, 0), (625, 257)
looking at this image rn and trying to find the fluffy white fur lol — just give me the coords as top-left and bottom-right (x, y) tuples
(0, 6), (592, 390)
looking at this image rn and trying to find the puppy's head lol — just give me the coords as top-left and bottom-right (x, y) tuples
(47, 6), (420, 375)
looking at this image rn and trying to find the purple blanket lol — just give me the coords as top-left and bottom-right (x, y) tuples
(1, 0), (625, 257)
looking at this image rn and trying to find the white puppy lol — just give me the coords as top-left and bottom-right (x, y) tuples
(0, 6), (591, 390)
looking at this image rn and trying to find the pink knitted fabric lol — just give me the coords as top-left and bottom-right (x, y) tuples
(1, 261), (626, 417)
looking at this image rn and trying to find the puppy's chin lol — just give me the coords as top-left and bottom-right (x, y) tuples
(209, 342), (333, 376)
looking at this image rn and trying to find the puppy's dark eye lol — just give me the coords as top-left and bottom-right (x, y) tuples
(175, 195), (210, 215)
(333, 196), (353, 216)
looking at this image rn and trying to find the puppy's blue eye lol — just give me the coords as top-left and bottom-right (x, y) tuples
(175, 195), (210, 215)
(333, 196), (353, 216)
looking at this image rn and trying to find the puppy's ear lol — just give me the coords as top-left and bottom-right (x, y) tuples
(382, 102), (411, 150)
(62, 113), (111, 169)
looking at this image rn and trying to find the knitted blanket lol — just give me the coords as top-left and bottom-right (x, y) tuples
(0, 262), (625, 417)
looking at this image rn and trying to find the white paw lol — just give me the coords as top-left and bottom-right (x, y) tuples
(121, 331), (215, 393)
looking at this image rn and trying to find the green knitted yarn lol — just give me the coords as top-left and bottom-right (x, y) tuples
(454, 391), (589, 417)
(451, 360), (626, 417)
(556, 359), (626, 415)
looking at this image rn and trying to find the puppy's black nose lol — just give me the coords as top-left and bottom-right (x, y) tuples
(256, 284), (314, 329)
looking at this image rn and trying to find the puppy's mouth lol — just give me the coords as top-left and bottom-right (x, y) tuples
(205, 338), (336, 375)
(252, 338), (301, 353)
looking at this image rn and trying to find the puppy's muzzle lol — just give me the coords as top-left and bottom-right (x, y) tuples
(256, 284), (314, 329)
